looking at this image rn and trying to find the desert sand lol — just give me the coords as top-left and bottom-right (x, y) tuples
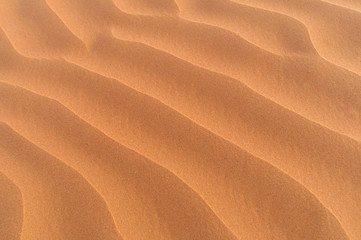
(0, 0), (360, 239)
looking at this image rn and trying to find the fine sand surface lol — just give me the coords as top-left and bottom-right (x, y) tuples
(0, 0), (360, 240)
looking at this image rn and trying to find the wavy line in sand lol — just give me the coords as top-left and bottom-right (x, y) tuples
(174, 0), (318, 56)
(16, 0), (361, 142)
(1, 0), (360, 239)
(320, 0), (361, 13)
(1, 26), (361, 238)
(108, 17), (361, 140)
(0, 84), (241, 240)
(111, 0), (180, 16)
(0, 0), (85, 59)
(230, 0), (361, 76)
(0, 123), (123, 240)
(0, 75), (352, 239)
(2, 0), (361, 143)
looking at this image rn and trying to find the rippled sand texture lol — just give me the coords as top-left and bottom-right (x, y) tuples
(0, 0), (361, 239)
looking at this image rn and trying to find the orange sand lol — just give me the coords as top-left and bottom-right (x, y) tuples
(0, 0), (360, 239)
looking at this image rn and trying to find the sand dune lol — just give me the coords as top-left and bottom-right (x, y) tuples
(0, 0), (360, 239)
(0, 82), (349, 240)
(2, 36), (361, 238)
(2, 0), (361, 142)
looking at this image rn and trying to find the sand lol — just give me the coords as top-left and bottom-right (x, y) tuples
(0, 0), (360, 239)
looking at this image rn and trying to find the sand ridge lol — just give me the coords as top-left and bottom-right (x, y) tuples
(0, 0), (360, 239)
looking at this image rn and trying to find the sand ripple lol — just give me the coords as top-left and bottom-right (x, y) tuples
(0, 0), (360, 239)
